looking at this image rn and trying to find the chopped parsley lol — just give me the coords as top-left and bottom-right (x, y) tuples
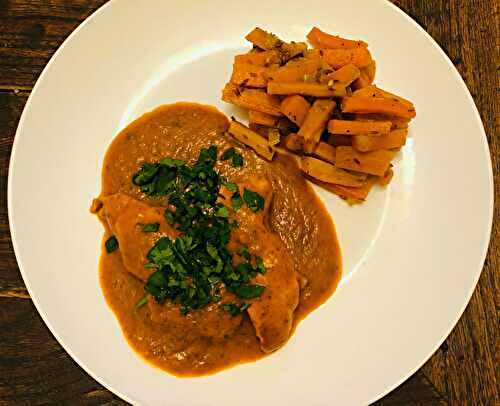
(243, 189), (265, 212)
(131, 146), (267, 314)
(132, 163), (160, 186)
(220, 302), (251, 316)
(231, 192), (244, 211)
(232, 284), (266, 299)
(105, 236), (119, 253)
(220, 147), (244, 168)
(142, 223), (160, 233)
(232, 154), (244, 167)
(223, 181), (238, 193)
(215, 206), (229, 218)
(220, 147), (236, 161)
(239, 246), (251, 260)
(135, 294), (150, 310)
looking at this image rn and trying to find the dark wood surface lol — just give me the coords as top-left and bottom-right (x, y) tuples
(0, 1), (498, 404)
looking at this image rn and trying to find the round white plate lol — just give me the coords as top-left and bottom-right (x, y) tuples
(8, 0), (493, 404)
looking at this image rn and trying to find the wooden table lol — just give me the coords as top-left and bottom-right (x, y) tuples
(0, 1), (497, 404)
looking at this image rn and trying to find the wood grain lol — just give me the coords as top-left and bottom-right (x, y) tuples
(0, 0), (498, 404)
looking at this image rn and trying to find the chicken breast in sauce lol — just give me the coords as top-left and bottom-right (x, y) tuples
(94, 102), (341, 376)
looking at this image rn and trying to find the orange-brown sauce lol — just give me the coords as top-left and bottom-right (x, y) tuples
(96, 102), (341, 376)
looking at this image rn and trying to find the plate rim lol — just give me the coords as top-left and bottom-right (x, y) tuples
(6, 0), (494, 404)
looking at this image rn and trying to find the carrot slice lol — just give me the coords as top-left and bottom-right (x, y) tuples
(378, 167), (394, 186)
(300, 157), (366, 187)
(298, 100), (336, 153)
(283, 133), (304, 152)
(228, 119), (275, 161)
(267, 59), (322, 83)
(352, 85), (415, 110)
(249, 110), (279, 127)
(328, 134), (352, 147)
(230, 63), (271, 88)
(308, 176), (378, 203)
(234, 50), (281, 66)
(335, 146), (395, 176)
(307, 27), (367, 49)
(328, 119), (392, 136)
(323, 48), (373, 69)
(268, 82), (346, 98)
(352, 129), (408, 152)
(321, 64), (361, 86)
(341, 97), (416, 119)
(246, 27), (283, 50)
(312, 142), (336, 164)
(222, 83), (282, 117)
(280, 95), (311, 126)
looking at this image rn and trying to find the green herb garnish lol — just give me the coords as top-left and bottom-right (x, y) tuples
(239, 246), (251, 260)
(135, 294), (150, 310)
(215, 206), (229, 218)
(232, 154), (244, 167)
(220, 147), (244, 168)
(142, 223), (160, 233)
(132, 163), (160, 186)
(232, 284), (266, 299)
(223, 181), (238, 193)
(160, 158), (185, 168)
(220, 302), (251, 316)
(243, 189), (265, 212)
(221, 147), (236, 161)
(231, 192), (244, 211)
(105, 236), (119, 253)
(132, 146), (267, 314)
(165, 211), (175, 225)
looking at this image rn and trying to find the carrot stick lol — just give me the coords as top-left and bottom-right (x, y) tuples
(308, 175), (377, 202)
(245, 28), (306, 61)
(249, 110), (279, 127)
(341, 96), (416, 119)
(234, 50), (281, 66)
(283, 133), (304, 152)
(352, 129), (408, 152)
(280, 95), (311, 126)
(298, 99), (336, 153)
(245, 27), (283, 50)
(304, 48), (323, 60)
(323, 48), (373, 69)
(352, 85), (415, 110)
(353, 113), (410, 130)
(280, 42), (308, 61)
(335, 146), (395, 176)
(328, 119), (392, 136)
(267, 81), (346, 97)
(228, 119), (275, 161)
(222, 83), (282, 116)
(307, 27), (368, 49)
(267, 59), (322, 83)
(321, 64), (361, 86)
(327, 134), (352, 147)
(313, 142), (336, 164)
(352, 60), (376, 90)
(230, 63), (271, 88)
(300, 157), (366, 187)
(378, 167), (394, 186)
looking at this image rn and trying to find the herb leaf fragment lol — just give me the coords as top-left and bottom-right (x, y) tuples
(105, 236), (119, 253)
(243, 189), (265, 212)
(142, 223), (160, 233)
(220, 302), (251, 316)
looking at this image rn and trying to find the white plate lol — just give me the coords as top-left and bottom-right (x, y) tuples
(8, 0), (493, 404)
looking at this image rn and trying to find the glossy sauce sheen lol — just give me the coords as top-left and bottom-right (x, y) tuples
(98, 103), (341, 376)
